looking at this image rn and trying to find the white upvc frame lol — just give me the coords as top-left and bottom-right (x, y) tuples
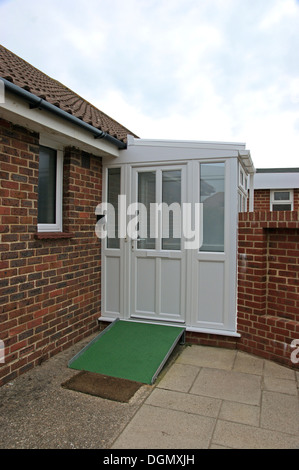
(270, 189), (294, 211)
(37, 136), (63, 233)
(238, 162), (249, 213)
(101, 164), (125, 321)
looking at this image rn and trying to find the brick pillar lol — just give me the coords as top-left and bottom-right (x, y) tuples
(237, 211), (299, 368)
(238, 212), (268, 354)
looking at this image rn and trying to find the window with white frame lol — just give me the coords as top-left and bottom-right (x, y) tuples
(37, 140), (63, 232)
(270, 189), (293, 211)
(238, 165), (248, 212)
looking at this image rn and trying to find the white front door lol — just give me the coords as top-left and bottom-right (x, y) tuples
(129, 165), (186, 324)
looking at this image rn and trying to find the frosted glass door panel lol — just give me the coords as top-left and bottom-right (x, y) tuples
(137, 172), (156, 249)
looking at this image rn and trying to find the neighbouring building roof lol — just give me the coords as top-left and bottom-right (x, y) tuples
(254, 168), (299, 189)
(0, 44), (138, 143)
(256, 168), (299, 173)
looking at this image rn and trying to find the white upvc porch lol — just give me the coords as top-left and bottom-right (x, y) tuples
(100, 137), (255, 336)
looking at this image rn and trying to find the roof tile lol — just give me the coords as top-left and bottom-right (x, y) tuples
(0, 44), (138, 143)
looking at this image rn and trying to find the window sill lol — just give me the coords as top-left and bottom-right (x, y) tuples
(34, 232), (74, 240)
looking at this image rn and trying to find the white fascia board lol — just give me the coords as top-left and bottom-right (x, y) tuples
(254, 172), (299, 189)
(238, 150), (255, 175)
(124, 135), (251, 165)
(127, 134), (247, 151)
(0, 92), (120, 158)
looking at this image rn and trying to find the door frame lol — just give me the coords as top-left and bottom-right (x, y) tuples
(128, 162), (188, 324)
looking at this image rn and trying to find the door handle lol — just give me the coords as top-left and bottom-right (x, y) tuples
(131, 237), (147, 250)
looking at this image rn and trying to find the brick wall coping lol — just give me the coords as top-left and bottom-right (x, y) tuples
(239, 210), (299, 229)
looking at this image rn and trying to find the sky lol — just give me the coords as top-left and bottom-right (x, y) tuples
(0, 0), (299, 169)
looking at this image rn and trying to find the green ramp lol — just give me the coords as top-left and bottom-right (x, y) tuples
(68, 319), (185, 384)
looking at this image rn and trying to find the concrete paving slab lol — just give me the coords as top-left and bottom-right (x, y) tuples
(156, 363), (200, 393)
(219, 401), (260, 426)
(261, 391), (299, 434)
(145, 388), (222, 418)
(176, 345), (236, 370)
(264, 360), (296, 380)
(190, 368), (262, 405)
(212, 419), (299, 449)
(233, 351), (264, 375)
(112, 404), (216, 449)
(263, 376), (298, 395)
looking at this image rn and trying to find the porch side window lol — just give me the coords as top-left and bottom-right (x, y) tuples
(200, 162), (225, 252)
(38, 145), (63, 232)
(107, 168), (121, 249)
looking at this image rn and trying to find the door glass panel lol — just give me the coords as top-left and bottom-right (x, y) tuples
(137, 172), (156, 249)
(107, 168), (120, 249)
(162, 170), (181, 250)
(200, 163), (225, 252)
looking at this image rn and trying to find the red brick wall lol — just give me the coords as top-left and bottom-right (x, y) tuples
(254, 188), (299, 211)
(253, 189), (270, 211)
(0, 119), (102, 386)
(267, 228), (299, 320)
(237, 211), (299, 368)
(186, 211), (299, 370)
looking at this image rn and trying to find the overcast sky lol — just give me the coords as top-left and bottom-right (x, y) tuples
(1, 0), (299, 168)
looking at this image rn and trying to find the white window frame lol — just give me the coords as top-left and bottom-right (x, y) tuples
(37, 136), (63, 232)
(238, 164), (248, 212)
(270, 189), (293, 211)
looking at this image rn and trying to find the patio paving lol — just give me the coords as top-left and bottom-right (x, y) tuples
(0, 337), (298, 449)
(113, 345), (299, 449)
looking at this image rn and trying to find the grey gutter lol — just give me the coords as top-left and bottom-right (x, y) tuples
(1, 77), (127, 149)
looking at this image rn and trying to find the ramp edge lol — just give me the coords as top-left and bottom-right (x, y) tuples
(150, 328), (185, 384)
(68, 318), (120, 368)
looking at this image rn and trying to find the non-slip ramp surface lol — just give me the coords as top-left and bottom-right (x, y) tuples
(68, 320), (185, 384)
